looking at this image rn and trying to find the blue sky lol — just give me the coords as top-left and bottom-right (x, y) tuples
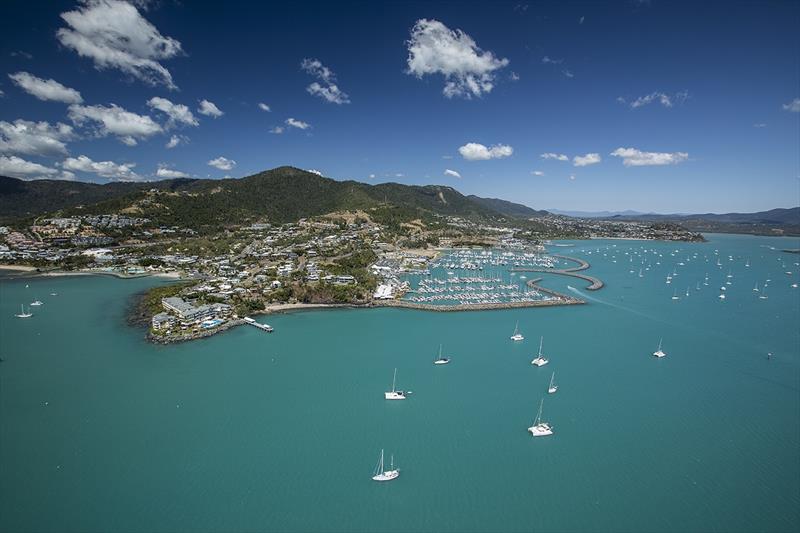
(0, 0), (798, 213)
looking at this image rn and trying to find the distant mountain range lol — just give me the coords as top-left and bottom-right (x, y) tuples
(548, 209), (653, 218)
(1, 168), (797, 236)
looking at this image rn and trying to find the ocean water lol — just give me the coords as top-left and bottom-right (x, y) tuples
(1, 233), (798, 532)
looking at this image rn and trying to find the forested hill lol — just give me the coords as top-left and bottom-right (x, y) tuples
(0, 166), (527, 226)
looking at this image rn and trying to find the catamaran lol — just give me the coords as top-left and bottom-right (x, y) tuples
(434, 344), (450, 365)
(528, 398), (553, 437)
(384, 368), (406, 400)
(548, 372), (558, 394)
(371, 449), (400, 482)
(510, 321), (524, 341)
(531, 336), (549, 366)
(15, 304), (33, 318)
(653, 338), (666, 358)
(30, 299), (43, 306)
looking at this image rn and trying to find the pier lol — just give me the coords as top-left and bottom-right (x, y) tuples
(243, 317), (274, 331)
(510, 254), (604, 290)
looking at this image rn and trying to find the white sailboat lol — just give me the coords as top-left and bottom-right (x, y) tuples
(528, 398), (553, 437)
(30, 299), (43, 306)
(434, 344), (450, 365)
(753, 281), (759, 292)
(384, 368), (406, 400)
(671, 288), (679, 300)
(759, 287), (768, 300)
(510, 321), (524, 341)
(548, 372), (558, 394)
(371, 449), (400, 482)
(15, 304), (33, 318)
(653, 338), (666, 358)
(531, 336), (549, 366)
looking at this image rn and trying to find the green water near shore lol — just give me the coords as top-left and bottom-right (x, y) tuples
(1, 234), (798, 532)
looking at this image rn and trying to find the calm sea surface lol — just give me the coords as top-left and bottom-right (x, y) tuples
(1, 234), (799, 532)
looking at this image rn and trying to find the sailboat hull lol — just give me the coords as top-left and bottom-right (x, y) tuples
(528, 424), (553, 437)
(372, 470), (400, 481)
(384, 392), (406, 400)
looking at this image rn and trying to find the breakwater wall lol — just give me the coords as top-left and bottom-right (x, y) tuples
(510, 254), (604, 290)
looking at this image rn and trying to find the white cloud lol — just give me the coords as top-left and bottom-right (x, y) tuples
(147, 96), (198, 127)
(610, 147), (689, 167)
(0, 155), (73, 180)
(619, 90), (689, 109)
(531, 170), (544, 176)
(458, 142), (513, 161)
(63, 154), (142, 180)
(444, 169), (461, 178)
(509, 71), (520, 81)
(562, 69), (574, 79)
(198, 99), (223, 118)
(165, 134), (187, 148)
(0, 119), (74, 157)
(208, 156), (236, 171)
(306, 169), (323, 176)
(68, 103), (162, 145)
(155, 165), (189, 179)
(57, 0), (182, 89)
(783, 98), (800, 112)
(285, 118), (310, 130)
(753, 123), (767, 128)
(8, 72), (83, 104)
(579, 16), (585, 24)
(258, 103), (271, 112)
(269, 126), (284, 134)
(301, 58), (350, 104)
(406, 19), (509, 99)
(540, 152), (569, 161)
(569, 174), (576, 181)
(573, 153), (601, 167)
(542, 56), (563, 64)
(368, 173), (376, 179)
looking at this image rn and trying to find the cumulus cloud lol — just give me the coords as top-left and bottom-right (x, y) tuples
(198, 99), (223, 118)
(531, 170), (544, 176)
(155, 165), (189, 179)
(68, 103), (162, 145)
(147, 96), (198, 127)
(540, 152), (569, 161)
(63, 154), (142, 180)
(301, 58), (350, 104)
(0, 119), (74, 157)
(610, 147), (689, 166)
(57, 0), (182, 89)
(285, 118), (310, 130)
(8, 72), (83, 104)
(406, 19), (509, 99)
(269, 126), (284, 134)
(541, 56), (563, 65)
(258, 103), (271, 112)
(165, 134), (187, 148)
(618, 90), (689, 109)
(573, 153), (601, 167)
(208, 156), (236, 170)
(458, 142), (513, 161)
(444, 169), (461, 178)
(0, 155), (73, 180)
(783, 98), (800, 112)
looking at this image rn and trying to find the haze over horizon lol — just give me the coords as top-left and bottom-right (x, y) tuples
(1, 0), (798, 214)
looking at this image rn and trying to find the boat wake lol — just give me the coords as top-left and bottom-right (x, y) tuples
(567, 285), (655, 320)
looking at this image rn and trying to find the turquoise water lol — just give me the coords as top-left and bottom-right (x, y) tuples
(1, 233), (798, 532)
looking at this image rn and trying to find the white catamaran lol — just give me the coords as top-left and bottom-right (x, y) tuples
(528, 398), (553, 437)
(653, 338), (666, 358)
(548, 372), (558, 394)
(384, 368), (406, 400)
(15, 304), (33, 318)
(531, 336), (549, 366)
(434, 344), (450, 365)
(371, 449), (400, 482)
(510, 321), (524, 341)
